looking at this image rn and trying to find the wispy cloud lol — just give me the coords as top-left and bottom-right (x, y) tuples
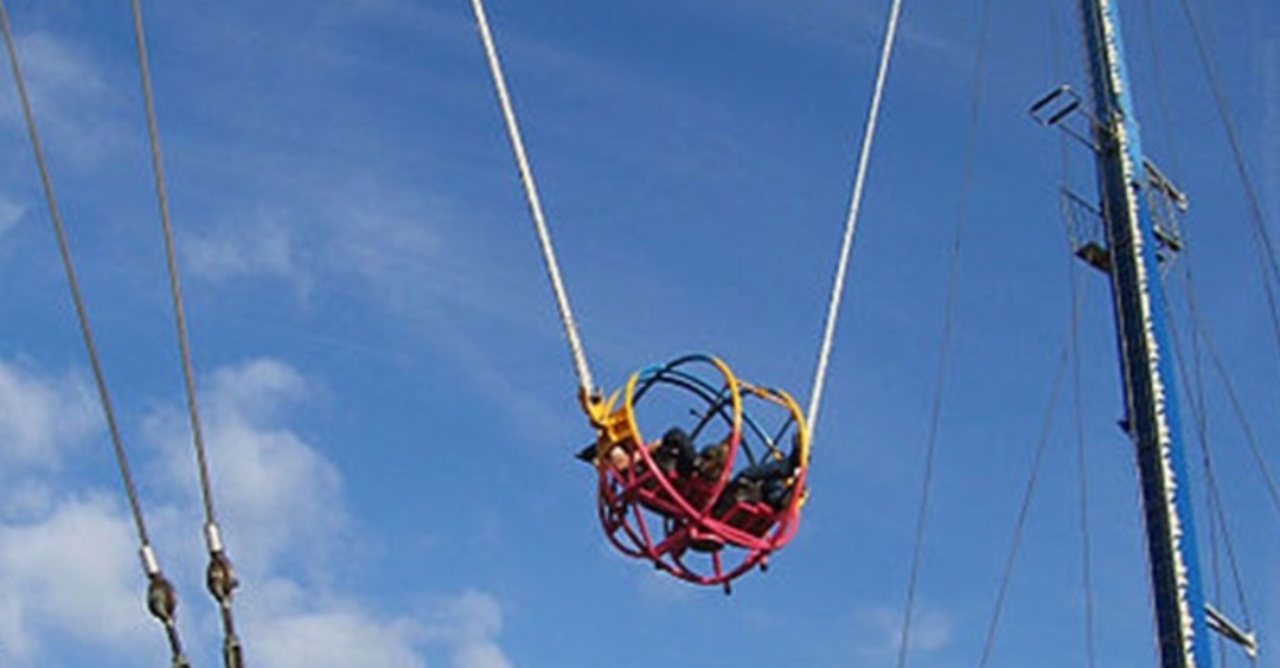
(179, 176), (485, 320)
(321, 183), (451, 313)
(853, 603), (957, 658)
(634, 568), (696, 607)
(182, 216), (309, 294)
(0, 31), (128, 168)
(657, 0), (965, 62)
(0, 359), (97, 474)
(1264, 38), (1279, 220)
(0, 194), (24, 247)
(171, 149), (575, 444)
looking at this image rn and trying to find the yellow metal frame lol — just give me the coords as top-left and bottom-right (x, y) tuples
(580, 356), (747, 467)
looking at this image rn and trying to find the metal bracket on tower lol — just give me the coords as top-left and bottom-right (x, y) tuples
(1060, 188), (1112, 272)
(1142, 157), (1188, 269)
(1039, 149), (1187, 271)
(1030, 85), (1103, 151)
(1144, 159), (1189, 213)
(1031, 86), (1113, 273)
(1205, 603), (1259, 658)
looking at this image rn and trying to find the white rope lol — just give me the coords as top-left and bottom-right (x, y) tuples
(470, 0), (595, 396)
(806, 0), (905, 433)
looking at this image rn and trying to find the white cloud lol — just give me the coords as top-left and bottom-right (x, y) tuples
(0, 360), (151, 668)
(0, 493), (152, 664)
(0, 359), (97, 474)
(146, 358), (343, 575)
(199, 361), (343, 574)
(205, 357), (313, 425)
(453, 642), (515, 668)
(205, 419), (344, 572)
(243, 586), (515, 668)
(252, 606), (426, 668)
(238, 578), (386, 661)
(425, 591), (516, 668)
(0, 356), (518, 668)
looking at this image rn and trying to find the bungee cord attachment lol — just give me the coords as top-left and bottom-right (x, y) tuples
(0, 3), (191, 665)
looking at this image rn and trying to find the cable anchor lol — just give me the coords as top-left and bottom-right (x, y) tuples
(207, 550), (245, 668)
(145, 571), (191, 668)
(205, 523), (245, 668)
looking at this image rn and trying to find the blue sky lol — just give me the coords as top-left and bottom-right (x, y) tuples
(0, 1), (1276, 667)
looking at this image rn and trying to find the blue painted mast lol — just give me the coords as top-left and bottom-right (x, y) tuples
(1076, 1), (1212, 667)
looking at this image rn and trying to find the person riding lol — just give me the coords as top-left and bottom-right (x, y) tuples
(714, 439), (802, 516)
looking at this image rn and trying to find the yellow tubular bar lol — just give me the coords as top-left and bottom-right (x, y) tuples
(703, 355), (744, 441)
(579, 387), (635, 468)
(580, 355), (750, 469)
(742, 383), (811, 509)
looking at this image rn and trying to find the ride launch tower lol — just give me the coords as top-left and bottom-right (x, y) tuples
(1034, 1), (1259, 667)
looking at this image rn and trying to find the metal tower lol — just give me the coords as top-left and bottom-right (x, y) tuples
(1077, 2), (1212, 667)
(1031, 1), (1216, 667)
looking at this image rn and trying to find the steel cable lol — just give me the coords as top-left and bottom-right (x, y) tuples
(128, 1), (243, 665)
(1167, 239), (1266, 664)
(894, 0), (991, 665)
(1175, 0), (1280, 371)
(975, 339), (1071, 668)
(0, 3), (190, 665)
(1046, 3), (1100, 666)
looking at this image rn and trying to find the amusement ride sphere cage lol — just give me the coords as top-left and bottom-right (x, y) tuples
(467, 0), (880, 590)
(582, 355), (810, 589)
